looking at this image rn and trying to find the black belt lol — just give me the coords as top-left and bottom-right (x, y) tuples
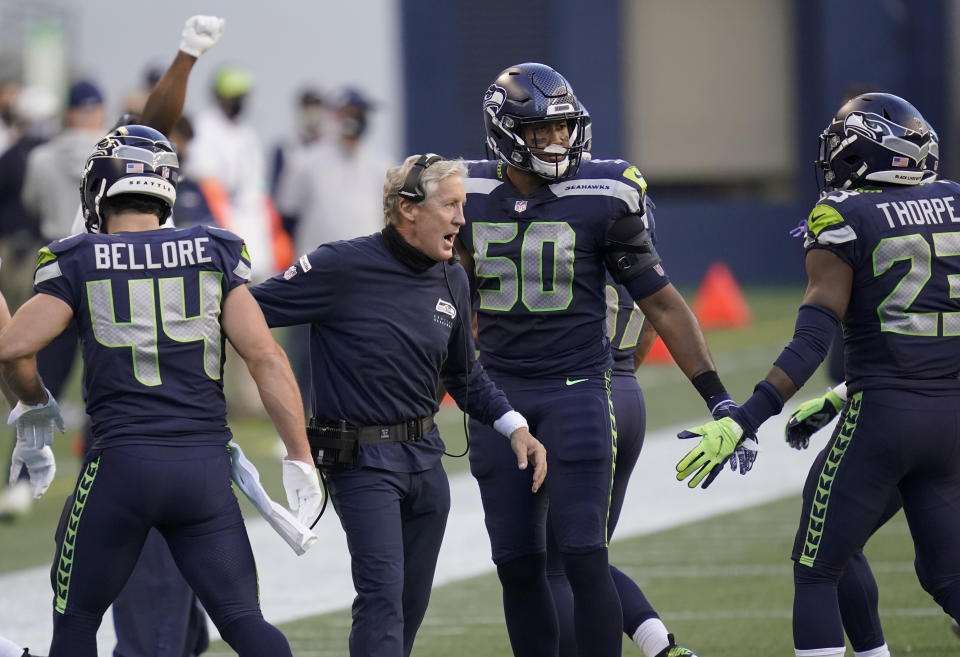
(355, 416), (436, 444)
(309, 416), (436, 445)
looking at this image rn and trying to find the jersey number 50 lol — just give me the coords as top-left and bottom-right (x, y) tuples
(473, 222), (575, 312)
(87, 274), (223, 386)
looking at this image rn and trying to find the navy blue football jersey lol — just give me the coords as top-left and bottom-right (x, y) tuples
(805, 181), (960, 393)
(461, 158), (667, 378)
(33, 225), (251, 448)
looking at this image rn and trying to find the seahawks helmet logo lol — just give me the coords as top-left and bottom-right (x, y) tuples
(843, 111), (937, 163)
(483, 84), (507, 115)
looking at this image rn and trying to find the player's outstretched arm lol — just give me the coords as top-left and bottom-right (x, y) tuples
(636, 283), (760, 486)
(676, 249), (853, 488)
(221, 284), (323, 525)
(140, 15), (225, 136)
(636, 283), (715, 380)
(0, 293), (71, 497)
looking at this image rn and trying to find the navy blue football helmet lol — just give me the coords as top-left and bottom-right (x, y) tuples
(80, 124), (179, 233)
(483, 63), (591, 180)
(816, 92), (938, 192)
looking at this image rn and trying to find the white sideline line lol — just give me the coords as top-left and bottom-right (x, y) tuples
(3, 407), (829, 653)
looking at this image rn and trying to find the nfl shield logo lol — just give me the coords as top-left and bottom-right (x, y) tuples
(514, 200), (528, 213)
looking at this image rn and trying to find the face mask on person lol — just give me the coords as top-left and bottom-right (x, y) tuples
(298, 106), (325, 140)
(340, 112), (367, 139)
(220, 96), (245, 120)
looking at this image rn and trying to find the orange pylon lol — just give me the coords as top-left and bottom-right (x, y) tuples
(691, 262), (752, 329)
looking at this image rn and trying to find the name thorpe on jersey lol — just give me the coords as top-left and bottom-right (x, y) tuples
(876, 194), (960, 229)
(92, 236), (214, 271)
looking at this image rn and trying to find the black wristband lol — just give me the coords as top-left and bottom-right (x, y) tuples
(691, 370), (728, 404)
(737, 380), (785, 434)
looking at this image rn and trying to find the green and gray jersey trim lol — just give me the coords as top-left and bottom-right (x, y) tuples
(798, 392), (861, 568)
(34, 246), (62, 285)
(804, 204), (857, 248)
(234, 243), (252, 281)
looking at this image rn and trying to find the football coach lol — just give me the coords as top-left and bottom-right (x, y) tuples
(250, 153), (546, 657)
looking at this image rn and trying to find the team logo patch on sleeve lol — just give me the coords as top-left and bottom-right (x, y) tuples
(622, 166), (647, 191)
(283, 265), (298, 280)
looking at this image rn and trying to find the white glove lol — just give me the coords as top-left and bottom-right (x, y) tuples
(179, 15), (225, 58)
(8, 388), (65, 448)
(9, 443), (56, 498)
(282, 459), (324, 528)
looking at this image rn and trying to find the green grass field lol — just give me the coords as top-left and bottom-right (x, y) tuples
(2, 286), (956, 655)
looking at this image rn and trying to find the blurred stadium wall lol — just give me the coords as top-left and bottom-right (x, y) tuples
(404, 0), (958, 286)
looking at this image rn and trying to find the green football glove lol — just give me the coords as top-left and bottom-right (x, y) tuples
(784, 389), (844, 450)
(676, 416), (744, 489)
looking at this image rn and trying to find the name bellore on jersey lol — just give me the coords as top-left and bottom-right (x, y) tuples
(876, 194), (960, 229)
(93, 236), (213, 270)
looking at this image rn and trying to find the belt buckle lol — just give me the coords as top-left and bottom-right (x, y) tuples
(407, 418), (421, 441)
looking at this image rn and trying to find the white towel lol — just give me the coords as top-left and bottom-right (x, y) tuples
(228, 441), (318, 555)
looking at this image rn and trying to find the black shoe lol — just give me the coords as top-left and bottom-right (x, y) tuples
(654, 634), (699, 657)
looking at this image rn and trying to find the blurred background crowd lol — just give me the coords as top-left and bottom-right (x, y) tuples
(0, 0), (957, 294)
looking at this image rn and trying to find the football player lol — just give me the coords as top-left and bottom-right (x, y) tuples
(52, 16), (229, 657)
(457, 62), (741, 657)
(545, 204), (694, 657)
(786, 382), (899, 655)
(0, 125), (321, 657)
(675, 93), (960, 656)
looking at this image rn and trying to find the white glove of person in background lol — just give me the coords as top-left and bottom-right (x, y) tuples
(179, 15), (226, 58)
